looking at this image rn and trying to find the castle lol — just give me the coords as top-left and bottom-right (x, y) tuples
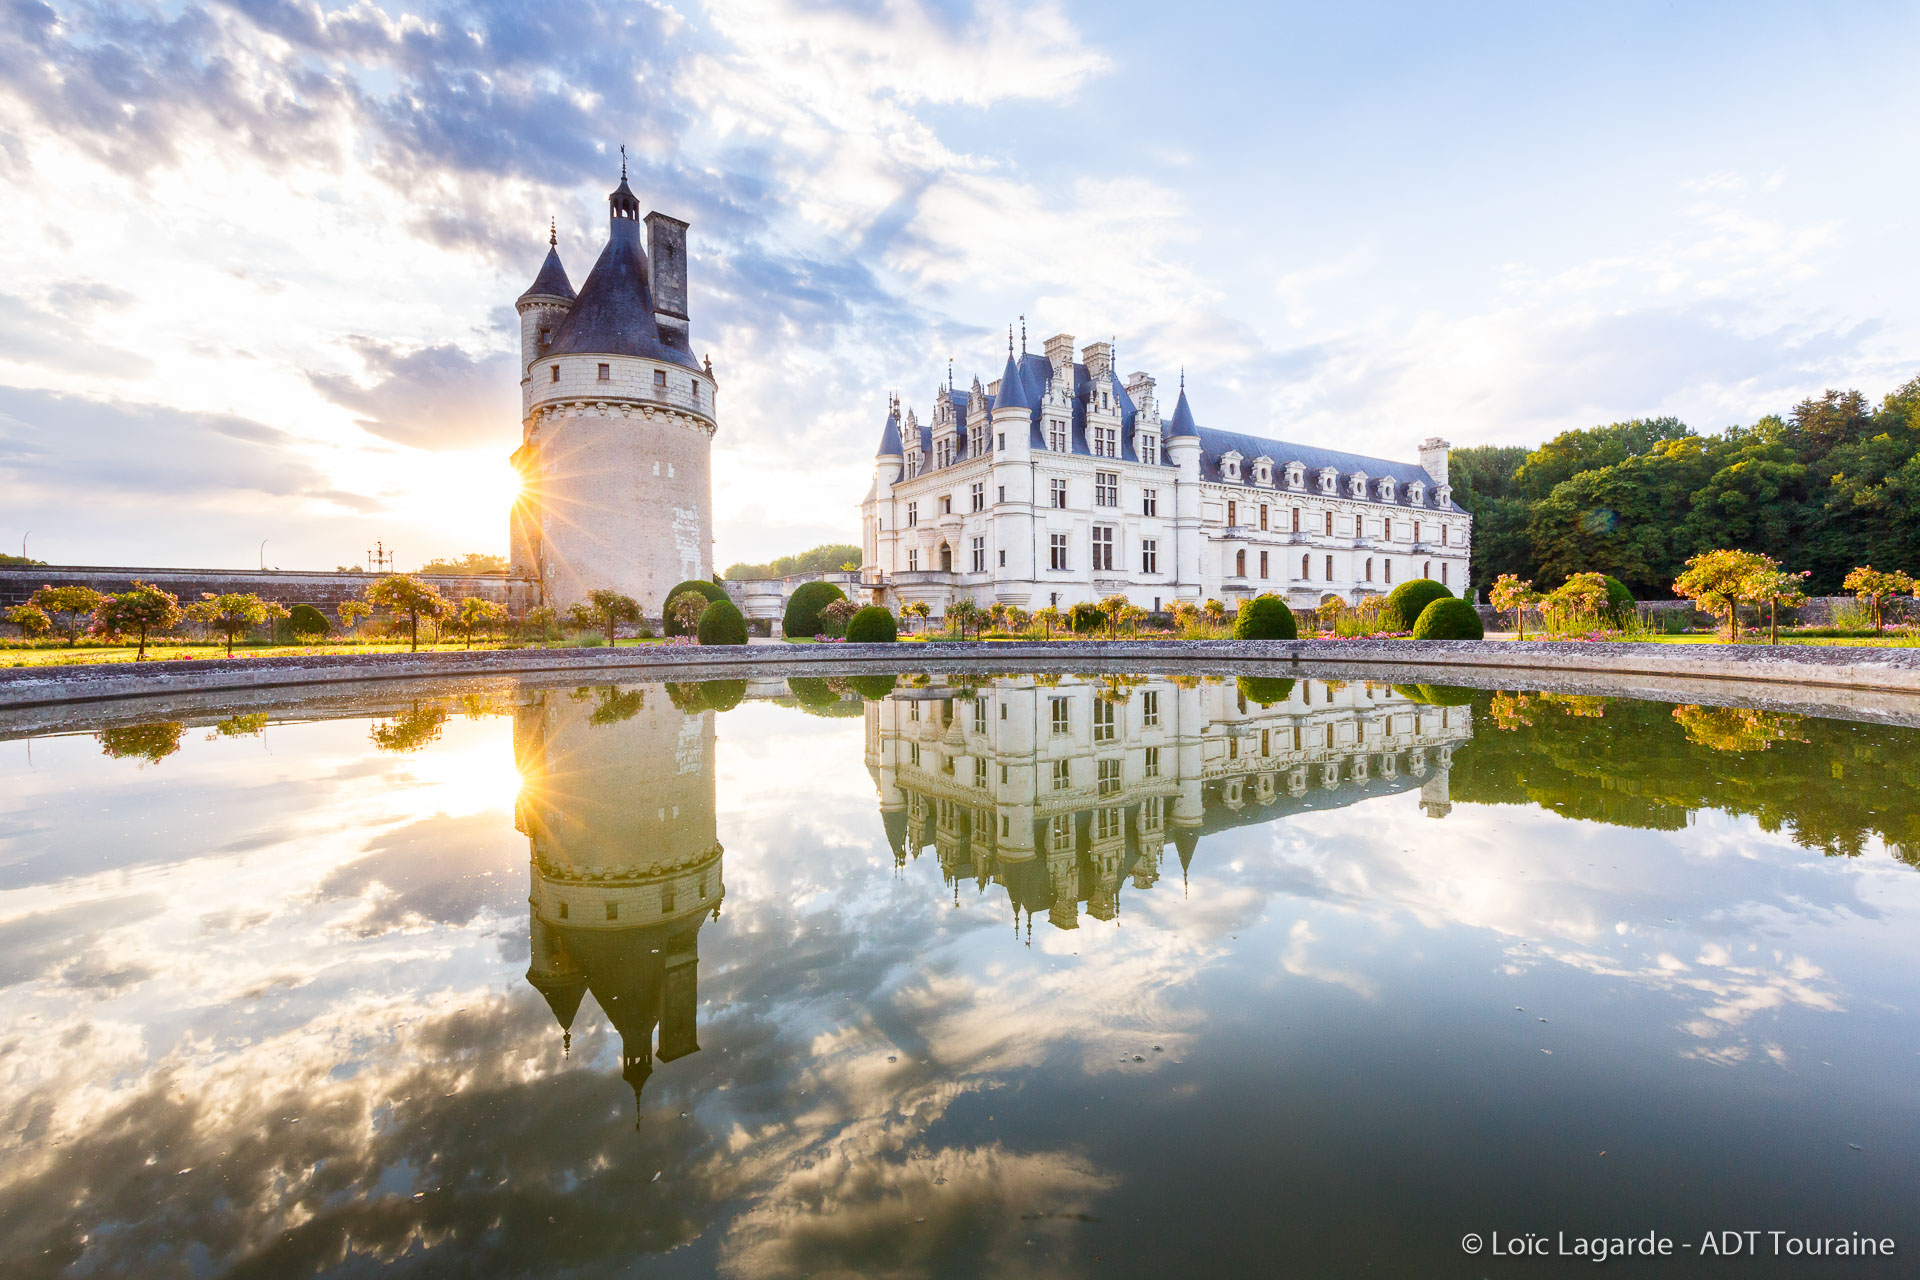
(509, 163), (716, 614)
(860, 334), (1471, 615)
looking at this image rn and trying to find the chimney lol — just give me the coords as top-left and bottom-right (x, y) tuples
(1419, 437), (1450, 488)
(646, 211), (690, 340)
(1042, 332), (1075, 387)
(1081, 340), (1112, 382)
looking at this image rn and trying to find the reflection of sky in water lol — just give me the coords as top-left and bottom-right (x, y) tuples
(2, 677), (1919, 1278)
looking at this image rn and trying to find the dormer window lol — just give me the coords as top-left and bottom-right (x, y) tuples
(1286, 464), (1304, 490)
(1409, 482), (1425, 505)
(1318, 467), (1338, 494)
(1220, 450), (1243, 482)
(1348, 474), (1367, 498)
(1253, 457), (1273, 485)
(1435, 484), (1452, 507)
(1138, 433), (1159, 465)
(1377, 477), (1395, 501)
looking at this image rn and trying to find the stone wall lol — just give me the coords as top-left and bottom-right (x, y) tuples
(0, 565), (519, 613)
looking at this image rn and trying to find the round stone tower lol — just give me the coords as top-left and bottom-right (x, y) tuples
(510, 163), (717, 617)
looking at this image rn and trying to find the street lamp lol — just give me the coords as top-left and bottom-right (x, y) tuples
(259, 539), (269, 571)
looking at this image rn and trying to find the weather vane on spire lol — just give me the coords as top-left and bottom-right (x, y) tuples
(1019, 315), (1026, 353)
(620, 143), (627, 181)
(1008, 325), (1014, 357)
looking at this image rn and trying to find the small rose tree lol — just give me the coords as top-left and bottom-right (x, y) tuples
(92, 581), (183, 659)
(522, 604), (557, 644)
(1748, 566), (1810, 644)
(1488, 574), (1542, 640)
(1673, 549), (1777, 640)
(1841, 565), (1915, 633)
(585, 589), (641, 645)
(1543, 572), (1612, 635)
(6, 603), (50, 640)
(456, 597), (508, 648)
(337, 599), (372, 640)
(819, 597), (860, 636)
(365, 575), (451, 652)
(27, 585), (105, 647)
(667, 591), (709, 636)
(1034, 604), (1063, 639)
(185, 592), (290, 656)
(901, 601), (932, 635)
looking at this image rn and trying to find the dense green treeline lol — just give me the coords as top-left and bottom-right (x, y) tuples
(723, 543), (861, 581)
(1447, 691), (1920, 865)
(1452, 375), (1920, 596)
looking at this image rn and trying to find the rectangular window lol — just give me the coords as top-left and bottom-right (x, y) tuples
(607, 901), (619, 920)
(653, 369), (666, 387)
(998, 432), (1006, 451)
(1142, 539), (1159, 574)
(1092, 526), (1114, 571)
(549, 364), (559, 382)
(1141, 435), (1158, 465)
(1143, 488), (1158, 517)
(971, 482), (985, 512)
(1051, 758), (1071, 791)
(1050, 478), (1068, 508)
(1413, 521), (1421, 543)
(1227, 500), (1238, 526)
(1260, 550), (1269, 578)
(1051, 813), (1074, 849)
(1144, 745), (1161, 777)
(907, 548), (919, 571)
(1097, 806), (1121, 839)
(971, 536), (985, 573)
(1384, 518), (1393, 541)
(1326, 554), (1334, 579)
(974, 757), (988, 788)
(1385, 559), (1393, 583)
(999, 549), (1007, 567)
(1098, 758), (1121, 797)
(1093, 425), (1117, 457)
(906, 501), (919, 527)
(1049, 419), (1069, 451)
(1051, 697), (1070, 735)
(908, 742), (920, 765)
(1292, 507), (1300, 532)
(1095, 471), (1118, 507)
(598, 363), (611, 381)
(940, 496), (952, 515)
(1141, 690), (1160, 727)
(997, 485), (1006, 503)
(1261, 729), (1270, 756)
(1325, 511), (1334, 535)
(1260, 505), (1269, 531)
(558, 900), (568, 919)
(1092, 699), (1116, 743)
(1050, 533), (1069, 571)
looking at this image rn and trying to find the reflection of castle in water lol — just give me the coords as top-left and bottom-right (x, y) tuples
(866, 676), (1473, 935)
(514, 687), (723, 1122)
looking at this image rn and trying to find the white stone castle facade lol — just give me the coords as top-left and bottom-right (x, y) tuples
(859, 333), (1470, 615)
(509, 166), (716, 613)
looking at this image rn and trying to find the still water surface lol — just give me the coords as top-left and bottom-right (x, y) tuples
(3, 671), (1919, 1277)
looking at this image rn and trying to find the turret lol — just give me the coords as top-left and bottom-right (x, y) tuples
(515, 220), (576, 399)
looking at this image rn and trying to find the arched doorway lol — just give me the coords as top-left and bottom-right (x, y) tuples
(939, 543), (952, 572)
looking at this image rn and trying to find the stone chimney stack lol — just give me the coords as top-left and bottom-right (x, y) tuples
(1043, 333), (1076, 387)
(1125, 371), (1157, 423)
(1081, 340), (1113, 382)
(646, 211), (690, 346)
(1419, 437), (1450, 488)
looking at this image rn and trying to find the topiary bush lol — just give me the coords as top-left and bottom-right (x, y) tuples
(1068, 601), (1104, 634)
(697, 598), (748, 645)
(1601, 575), (1636, 627)
(785, 676), (839, 708)
(663, 579), (727, 636)
(844, 605), (897, 643)
(1236, 676), (1297, 706)
(1411, 597), (1484, 640)
(1414, 683), (1476, 706)
(1232, 594), (1297, 640)
(1380, 579), (1453, 632)
(703, 679), (747, 712)
(849, 673), (898, 700)
(287, 603), (331, 640)
(784, 581), (846, 638)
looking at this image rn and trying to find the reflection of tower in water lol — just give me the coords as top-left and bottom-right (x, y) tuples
(515, 685), (724, 1124)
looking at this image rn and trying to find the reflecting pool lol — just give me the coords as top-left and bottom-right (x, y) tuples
(4, 671), (1920, 1277)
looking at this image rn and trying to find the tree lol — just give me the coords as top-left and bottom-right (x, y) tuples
(1542, 572), (1612, 635)
(1096, 593), (1132, 636)
(585, 589), (642, 645)
(1841, 565), (1915, 633)
(522, 604), (557, 645)
(1033, 604), (1062, 639)
(1067, 601), (1103, 634)
(337, 599), (372, 638)
(946, 597), (983, 639)
(1488, 574), (1542, 640)
(1673, 549), (1778, 640)
(96, 721), (185, 764)
(667, 591), (709, 636)
(369, 703), (448, 752)
(1748, 566), (1810, 644)
(901, 601), (932, 634)
(417, 552), (509, 576)
(6, 603), (50, 639)
(1202, 599), (1228, 626)
(92, 581), (183, 660)
(28, 585), (105, 646)
(565, 602), (597, 637)
(184, 592), (289, 656)
(784, 581), (847, 638)
(663, 579), (727, 636)
(457, 597), (508, 647)
(819, 597), (860, 636)
(696, 598), (748, 645)
(364, 575), (450, 652)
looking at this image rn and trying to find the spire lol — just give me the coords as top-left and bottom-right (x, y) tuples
(517, 221), (576, 307)
(1020, 315), (1027, 354)
(1166, 371), (1198, 439)
(544, 160), (696, 368)
(875, 398), (903, 457)
(995, 343), (1032, 412)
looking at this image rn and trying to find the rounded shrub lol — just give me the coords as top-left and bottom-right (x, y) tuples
(844, 605), (897, 643)
(784, 581), (846, 638)
(849, 673), (898, 700)
(1236, 676), (1297, 706)
(697, 598), (748, 645)
(1411, 597), (1485, 640)
(663, 579), (727, 636)
(1232, 594), (1297, 640)
(1068, 601), (1104, 634)
(1414, 683), (1476, 706)
(785, 676), (838, 708)
(1380, 579), (1453, 632)
(703, 679), (747, 712)
(1601, 575), (1635, 626)
(287, 603), (331, 639)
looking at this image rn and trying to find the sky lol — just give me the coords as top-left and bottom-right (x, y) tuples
(1, 0), (1916, 573)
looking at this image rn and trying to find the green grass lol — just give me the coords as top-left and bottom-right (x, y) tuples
(2, 636), (667, 667)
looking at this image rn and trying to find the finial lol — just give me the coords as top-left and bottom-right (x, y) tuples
(620, 143), (627, 181)
(1180, 366), (1186, 392)
(947, 356), (954, 392)
(549, 217), (557, 248)
(1020, 315), (1027, 353)
(1008, 325), (1014, 358)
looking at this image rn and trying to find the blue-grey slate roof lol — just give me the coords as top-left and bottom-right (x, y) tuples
(875, 409), (902, 457)
(544, 202), (700, 371)
(1194, 426), (1458, 511)
(1166, 385), (1197, 438)
(519, 246), (576, 305)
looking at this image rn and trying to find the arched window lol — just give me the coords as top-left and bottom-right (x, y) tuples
(939, 543), (952, 572)
(1423, 561), (1431, 579)
(1235, 549), (1247, 577)
(1301, 554), (1311, 579)
(1442, 562), (1449, 586)
(1364, 557), (1373, 582)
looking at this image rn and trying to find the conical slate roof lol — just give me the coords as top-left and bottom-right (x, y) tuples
(518, 245), (576, 306)
(1166, 383), (1198, 438)
(993, 350), (1032, 412)
(544, 178), (700, 370)
(875, 407), (903, 457)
